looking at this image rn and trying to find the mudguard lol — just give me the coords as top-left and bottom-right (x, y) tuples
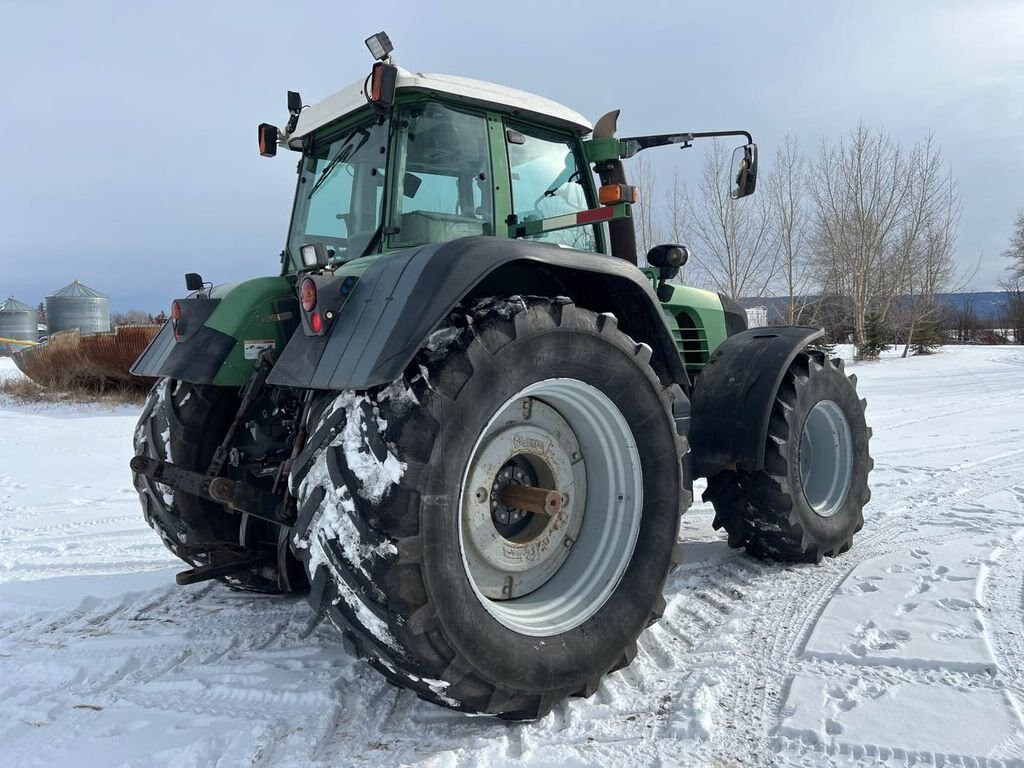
(131, 277), (298, 387)
(688, 326), (824, 477)
(266, 236), (688, 391)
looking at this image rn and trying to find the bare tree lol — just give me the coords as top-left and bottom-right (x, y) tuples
(1000, 275), (1024, 344)
(768, 135), (813, 323)
(809, 124), (914, 350)
(1003, 208), (1024, 279)
(951, 296), (982, 343)
(896, 136), (964, 356)
(630, 153), (658, 266)
(661, 166), (707, 287)
(112, 310), (156, 326)
(684, 141), (778, 299)
(662, 167), (687, 245)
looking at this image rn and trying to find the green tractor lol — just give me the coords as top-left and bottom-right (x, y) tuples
(130, 32), (871, 719)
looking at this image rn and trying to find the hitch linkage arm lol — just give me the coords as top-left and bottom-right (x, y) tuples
(130, 455), (294, 527)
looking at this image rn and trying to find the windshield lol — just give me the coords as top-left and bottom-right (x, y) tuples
(286, 117), (389, 269)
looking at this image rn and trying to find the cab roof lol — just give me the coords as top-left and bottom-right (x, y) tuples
(287, 66), (592, 147)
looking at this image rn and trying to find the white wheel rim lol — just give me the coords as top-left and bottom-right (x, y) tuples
(459, 378), (643, 637)
(799, 399), (853, 518)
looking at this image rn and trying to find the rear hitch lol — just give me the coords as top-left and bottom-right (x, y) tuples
(130, 455), (294, 526)
(175, 554), (269, 586)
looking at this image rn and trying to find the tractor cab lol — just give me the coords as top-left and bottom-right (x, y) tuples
(261, 41), (606, 274)
(258, 33), (757, 277)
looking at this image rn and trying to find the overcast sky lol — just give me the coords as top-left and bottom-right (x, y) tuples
(2, 0), (1022, 312)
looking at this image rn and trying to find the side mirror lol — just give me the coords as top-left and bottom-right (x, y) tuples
(258, 123), (279, 157)
(730, 143), (758, 199)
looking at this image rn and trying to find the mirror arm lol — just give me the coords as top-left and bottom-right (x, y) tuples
(620, 130), (754, 159)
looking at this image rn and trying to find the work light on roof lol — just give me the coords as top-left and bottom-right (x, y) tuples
(364, 31), (393, 61)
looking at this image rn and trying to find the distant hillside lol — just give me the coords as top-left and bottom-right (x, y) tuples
(738, 292), (1011, 324)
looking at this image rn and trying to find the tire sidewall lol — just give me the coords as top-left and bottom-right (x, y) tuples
(784, 362), (870, 548)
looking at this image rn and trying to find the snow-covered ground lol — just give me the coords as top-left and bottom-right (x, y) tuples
(1, 346), (1023, 767)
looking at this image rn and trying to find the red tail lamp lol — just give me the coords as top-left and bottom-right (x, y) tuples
(171, 300), (182, 340)
(299, 278), (317, 312)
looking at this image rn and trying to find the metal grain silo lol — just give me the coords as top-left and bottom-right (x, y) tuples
(46, 280), (110, 334)
(0, 296), (39, 345)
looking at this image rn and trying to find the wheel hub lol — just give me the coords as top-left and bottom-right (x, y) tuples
(489, 462), (534, 533)
(462, 398), (586, 600)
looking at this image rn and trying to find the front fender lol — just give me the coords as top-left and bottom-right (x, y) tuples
(267, 236), (688, 391)
(689, 326), (823, 477)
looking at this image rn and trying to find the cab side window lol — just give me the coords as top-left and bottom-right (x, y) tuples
(506, 124), (598, 251)
(391, 104), (493, 248)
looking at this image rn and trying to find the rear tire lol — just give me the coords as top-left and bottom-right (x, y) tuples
(704, 351), (872, 562)
(289, 297), (689, 718)
(132, 378), (286, 593)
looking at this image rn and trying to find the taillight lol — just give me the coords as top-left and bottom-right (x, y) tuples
(171, 301), (181, 340)
(310, 312), (323, 333)
(300, 278), (317, 312)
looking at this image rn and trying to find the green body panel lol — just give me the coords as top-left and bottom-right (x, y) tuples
(485, 111), (514, 232)
(580, 137), (625, 164)
(653, 279), (728, 373)
(201, 276), (297, 386)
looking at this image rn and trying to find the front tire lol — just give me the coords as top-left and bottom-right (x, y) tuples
(704, 351), (872, 562)
(290, 298), (689, 718)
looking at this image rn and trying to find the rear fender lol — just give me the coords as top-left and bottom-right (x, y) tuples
(266, 236), (688, 392)
(689, 326), (823, 477)
(131, 277), (298, 386)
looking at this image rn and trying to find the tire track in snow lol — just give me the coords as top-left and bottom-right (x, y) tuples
(982, 526), (1024, 699)
(0, 584), (359, 767)
(598, 446), (1024, 767)
(764, 452), (1024, 766)
(307, 449), (1024, 767)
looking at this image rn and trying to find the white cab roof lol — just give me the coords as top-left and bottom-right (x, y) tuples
(288, 66), (592, 146)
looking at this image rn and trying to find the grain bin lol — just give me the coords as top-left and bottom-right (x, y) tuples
(0, 296), (39, 347)
(45, 280), (110, 334)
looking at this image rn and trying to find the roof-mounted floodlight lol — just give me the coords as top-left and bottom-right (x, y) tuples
(285, 90), (303, 134)
(364, 31), (393, 61)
